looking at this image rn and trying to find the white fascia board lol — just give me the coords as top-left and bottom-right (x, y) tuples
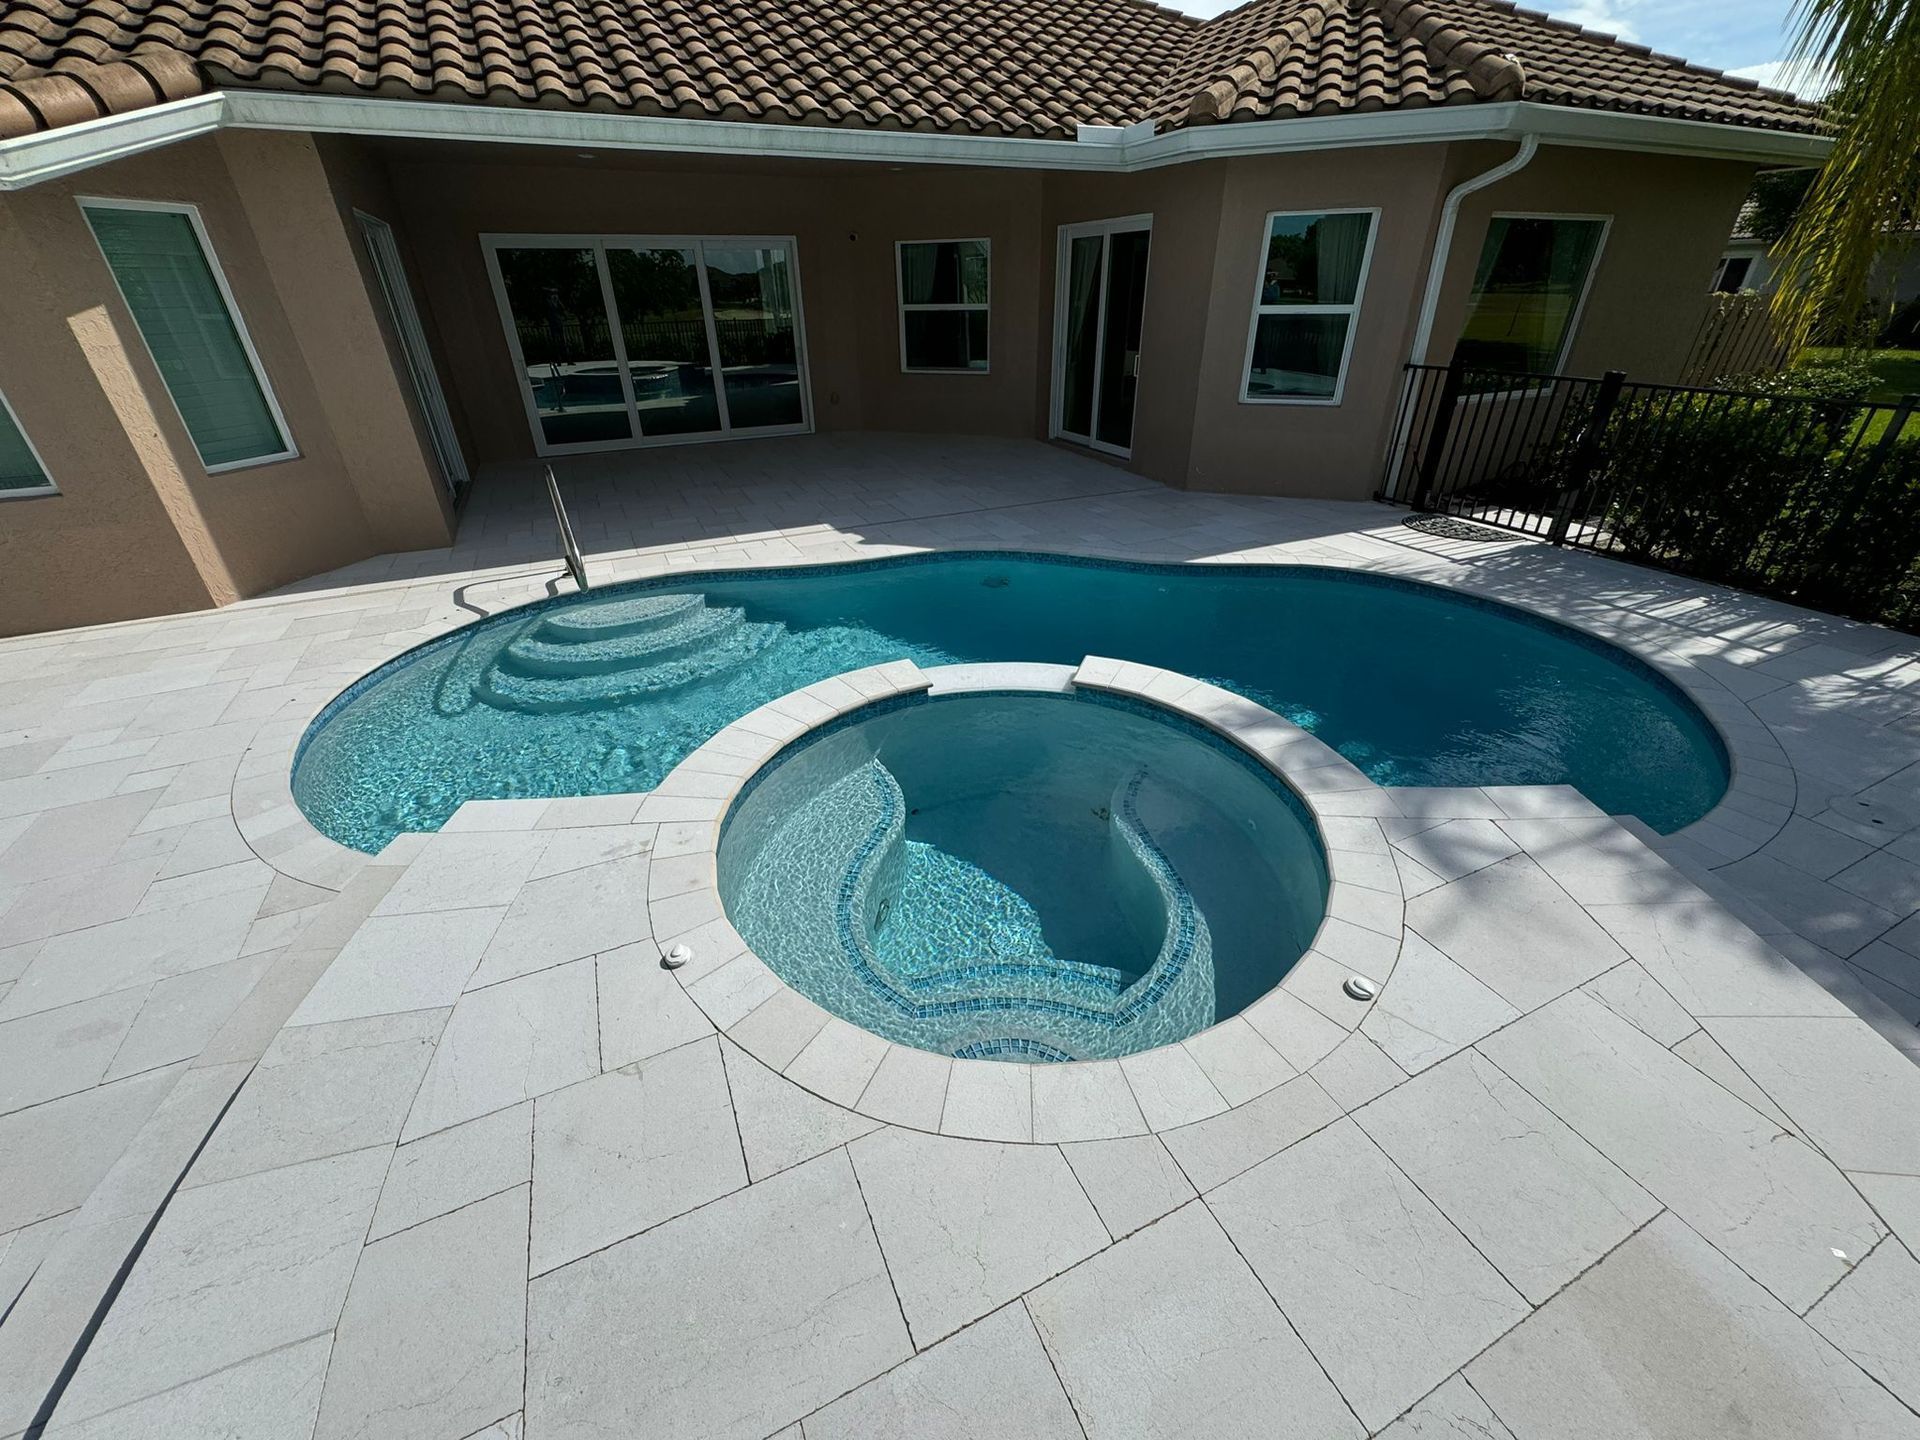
(219, 90), (1120, 171)
(0, 92), (224, 190)
(0, 87), (1828, 192)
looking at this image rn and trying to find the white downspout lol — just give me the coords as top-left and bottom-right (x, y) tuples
(1407, 133), (1540, 365)
(1384, 133), (1540, 501)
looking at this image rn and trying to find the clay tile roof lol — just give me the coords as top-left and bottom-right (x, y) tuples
(0, 0), (1821, 141)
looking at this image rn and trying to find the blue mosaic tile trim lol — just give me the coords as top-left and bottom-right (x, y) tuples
(821, 760), (1213, 1045)
(951, 1037), (1077, 1062)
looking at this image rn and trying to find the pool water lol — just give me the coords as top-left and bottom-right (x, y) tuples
(717, 691), (1328, 1061)
(293, 552), (1729, 853)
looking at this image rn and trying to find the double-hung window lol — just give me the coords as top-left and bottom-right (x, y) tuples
(0, 389), (56, 498)
(80, 200), (295, 472)
(1241, 209), (1378, 403)
(897, 239), (989, 373)
(1454, 215), (1608, 376)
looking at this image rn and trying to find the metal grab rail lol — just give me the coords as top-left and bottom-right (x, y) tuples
(546, 464), (590, 592)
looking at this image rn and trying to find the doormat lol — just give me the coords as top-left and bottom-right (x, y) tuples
(1401, 514), (1512, 543)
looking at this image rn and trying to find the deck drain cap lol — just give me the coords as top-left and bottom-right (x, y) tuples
(1343, 975), (1378, 1001)
(662, 943), (693, 970)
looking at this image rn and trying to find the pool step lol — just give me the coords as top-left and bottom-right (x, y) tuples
(498, 602), (748, 678)
(472, 594), (783, 714)
(536, 591), (708, 642)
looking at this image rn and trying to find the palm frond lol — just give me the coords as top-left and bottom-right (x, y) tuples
(1770, 0), (1920, 348)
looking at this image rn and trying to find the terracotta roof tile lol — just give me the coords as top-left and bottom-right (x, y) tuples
(0, 0), (1819, 141)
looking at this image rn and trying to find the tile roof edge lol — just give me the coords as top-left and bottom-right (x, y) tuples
(0, 52), (203, 140)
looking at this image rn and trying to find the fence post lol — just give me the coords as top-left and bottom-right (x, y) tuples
(1408, 358), (1466, 512)
(1548, 369), (1626, 546)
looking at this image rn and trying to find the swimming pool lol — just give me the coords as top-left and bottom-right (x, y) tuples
(293, 552), (1729, 853)
(717, 689), (1328, 1062)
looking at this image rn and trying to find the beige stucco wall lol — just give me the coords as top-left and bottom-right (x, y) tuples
(0, 131), (453, 636)
(1433, 143), (1757, 382)
(380, 149), (1053, 470)
(0, 126), (1759, 635)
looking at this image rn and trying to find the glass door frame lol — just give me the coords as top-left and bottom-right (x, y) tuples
(1049, 213), (1153, 460)
(480, 232), (815, 459)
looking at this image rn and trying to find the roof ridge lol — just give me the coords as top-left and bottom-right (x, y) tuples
(1185, 0), (1330, 122)
(1364, 0), (1525, 100)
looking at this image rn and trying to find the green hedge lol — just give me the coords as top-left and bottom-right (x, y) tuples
(1584, 382), (1920, 629)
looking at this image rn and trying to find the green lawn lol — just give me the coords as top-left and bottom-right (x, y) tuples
(1803, 347), (1920, 402)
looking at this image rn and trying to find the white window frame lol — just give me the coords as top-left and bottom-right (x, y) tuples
(76, 196), (298, 474)
(1457, 211), (1612, 381)
(1238, 206), (1380, 407)
(0, 387), (58, 500)
(895, 238), (991, 375)
(1049, 213), (1155, 460)
(480, 232), (814, 459)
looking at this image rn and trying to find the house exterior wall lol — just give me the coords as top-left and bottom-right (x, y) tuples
(0, 130), (452, 636)
(1432, 143), (1758, 383)
(0, 128), (1759, 635)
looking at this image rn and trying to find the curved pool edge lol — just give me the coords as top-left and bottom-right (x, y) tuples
(648, 656), (1412, 1142)
(234, 542), (1791, 900)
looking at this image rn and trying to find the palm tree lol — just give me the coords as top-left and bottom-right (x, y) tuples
(1770, 0), (1920, 348)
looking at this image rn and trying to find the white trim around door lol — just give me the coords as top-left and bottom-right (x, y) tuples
(481, 232), (814, 459)
(1050, 213), (1154, 460)
(356, 210), (469, 496)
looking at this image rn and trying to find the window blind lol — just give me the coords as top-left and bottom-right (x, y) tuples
(83, 204), (290, 469)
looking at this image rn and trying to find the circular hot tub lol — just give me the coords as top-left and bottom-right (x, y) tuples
(716, 687), (1328, 1063)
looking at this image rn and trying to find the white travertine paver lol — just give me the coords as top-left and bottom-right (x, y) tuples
(1373, 1375), (1518, 1439)
(1355, 1048), (1659, 1304)
(1058, 1134), (1195, 1239)
(402, 958), (599, 1141)
(315, 1184), (529, 1440)
(1026, 1201), (1363, 1440)
(720, 1040), (879, 1181)
(525, 1150), (910, 1440)
(1807, 1239), (1920, 1412)
(803, 1303), (1083, 1440)
(1158, 1072), (1342, 1193)
(1208, 1118), (1529, 1431)
(849, 1127), (1107, 1347)
(1467, 1213), (1920, 1439)
(55, 1146), (390, 1425)
(187, 1008), (445, 1187)
(1358, 931), (1519, 1073)
(289, 909), (505, 1025)
(1407, 854), (1626, 1010)
(1703, 1015), (1920, 1174)
(1478, 991), (1886, 1312)
(368, 1099), (531, 1242)
(529, 1039), (745, 1275)
(7, 435), (1920, 1437)
(39, 1333), (334, 1440)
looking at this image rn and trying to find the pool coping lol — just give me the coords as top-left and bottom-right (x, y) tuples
(638, 656), (1406, 1141)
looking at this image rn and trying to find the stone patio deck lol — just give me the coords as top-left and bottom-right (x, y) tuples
(1, 433), (1918, 1439)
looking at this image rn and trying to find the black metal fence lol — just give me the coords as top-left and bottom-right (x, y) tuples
(1382, 360), (1920, 629)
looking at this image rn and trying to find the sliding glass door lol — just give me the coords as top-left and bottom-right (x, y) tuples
(485, 235), (811, 456)
(1052, 217), (1153, 458)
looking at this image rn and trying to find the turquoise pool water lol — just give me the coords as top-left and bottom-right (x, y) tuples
(717, 690), (1328, 1061)
(292, 552), (1729, 853)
